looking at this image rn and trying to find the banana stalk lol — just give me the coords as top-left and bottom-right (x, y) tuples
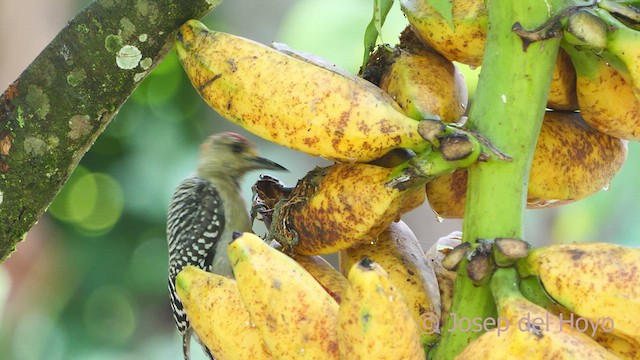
(434, 0), (565, 357)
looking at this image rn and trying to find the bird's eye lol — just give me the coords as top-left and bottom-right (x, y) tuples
(231, 142), (244, 154)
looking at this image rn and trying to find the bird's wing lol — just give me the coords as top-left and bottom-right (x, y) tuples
(167, 176), (225, 273)
(166, 176), (225, 336)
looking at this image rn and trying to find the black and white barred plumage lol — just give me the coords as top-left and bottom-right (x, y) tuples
(167, 176), (224, 360)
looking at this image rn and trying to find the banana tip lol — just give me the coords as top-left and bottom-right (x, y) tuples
(175, 267), (195, 295)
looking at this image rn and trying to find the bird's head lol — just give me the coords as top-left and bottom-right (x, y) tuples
(197, 132), (287, 179)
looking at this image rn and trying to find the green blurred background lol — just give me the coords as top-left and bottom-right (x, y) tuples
(0, 0), (638, 359)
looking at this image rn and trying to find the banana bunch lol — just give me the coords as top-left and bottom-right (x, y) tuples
(426, 111), (628, 218)
(511, 242), (640, 359)
(175, 266), (271, 360)
(177, 230), (442, 359)
(418, 237), (640, 359)
(170, 1), (640, 358)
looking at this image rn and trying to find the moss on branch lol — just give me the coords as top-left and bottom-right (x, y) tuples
(0, 0), (220, 262)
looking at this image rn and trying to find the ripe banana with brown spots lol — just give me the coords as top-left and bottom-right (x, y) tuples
(269, 240), (348, 303)
(175, 266), (271, 360)
(426, 111), (627, 218)
(338, 258), (426, 360)
(400, 0), (487, 67)
(456, 268), (619, 360)
(517, 242), (640, 345)
(175, 20), (432, 162)
(228, 232), (339, 359)
(564, 44), (640, 140)
(263, 130), (483, 254)
(548, 49), (579, 111)
(364, 29), (468, 122)
(267, 162), (427, 255)
(291, 252), (348, 304)
(338, 221), (441, 346)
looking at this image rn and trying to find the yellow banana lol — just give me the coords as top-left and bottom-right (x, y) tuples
(547, 49), (579, 111)
(368, 29), (468, 122)
(564, 44), (640, 140)
(228, 232), (339, 359)
(593, 330), (640, 360)
(520, 273), (640, 359)
(517, 242), (640, 344)
(267, 162), (427, 255)
(399, 2), (579, 109)
(175, 20), (430, 162)
(426, 111), (628, 218)
(339, 221), (441, 345)
(425, 231), (462, 331)
(175, 266), (271, 360)
(456, 268), (619, 359)
(400, 0), (487, 67)
(292, 253), (348, 304)
(269, 240), (348, 303)
(338, 258), (426, 360)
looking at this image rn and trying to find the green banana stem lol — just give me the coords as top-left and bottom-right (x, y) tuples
(432, 0), (563, 358)
(519, 275), (557, 309)
(490, 268), (521, 308)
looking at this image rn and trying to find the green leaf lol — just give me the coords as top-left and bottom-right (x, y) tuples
(360, 0), (394, 74)
(428, 0), (454, 29)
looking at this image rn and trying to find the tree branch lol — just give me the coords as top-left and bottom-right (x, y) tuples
(0, 0), (219, 262)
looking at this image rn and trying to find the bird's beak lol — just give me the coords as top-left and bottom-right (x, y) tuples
(248, 156), (288, 172)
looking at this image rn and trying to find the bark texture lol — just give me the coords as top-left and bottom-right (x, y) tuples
(0, 0), (218, 261)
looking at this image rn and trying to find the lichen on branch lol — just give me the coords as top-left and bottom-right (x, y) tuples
(0, 0), (220, 262)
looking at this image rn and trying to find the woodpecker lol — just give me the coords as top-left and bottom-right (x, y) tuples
(167, 132), (287, 360)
